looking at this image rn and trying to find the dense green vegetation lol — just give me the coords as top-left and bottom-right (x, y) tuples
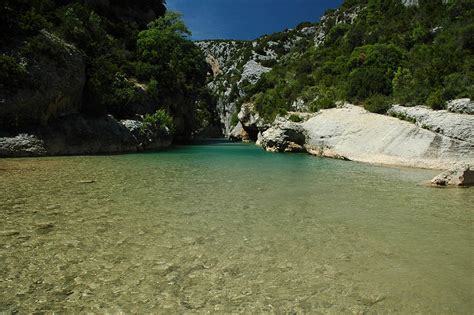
(242, 0), (473, 120)
(1, 0), (212, 138)
(141, 109), (175, 136)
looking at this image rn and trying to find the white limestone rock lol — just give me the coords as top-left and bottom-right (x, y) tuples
(388, 105), (474, 144)
(302, 105), (473, 169)
(261, 118), (307, 153)
(447, 99), (474, 115)
(240, 60), (271, 85)
(0, 134), (46, 157)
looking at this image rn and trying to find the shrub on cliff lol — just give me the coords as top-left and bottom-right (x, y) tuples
(363, 94), (392, 114)
(0, 55), (27, 90)
(426, 90), (447, 110)
(141, 109), (175, 136)
(241, 0), (473, 118)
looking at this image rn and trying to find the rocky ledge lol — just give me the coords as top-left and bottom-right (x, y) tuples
(0, 115), (172, 158)
(259, 104), (473, 185)
(388, 104), (474, 144)
(431, 163), (473, 187)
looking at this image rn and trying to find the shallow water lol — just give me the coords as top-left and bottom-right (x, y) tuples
(0, 142), (472, 313)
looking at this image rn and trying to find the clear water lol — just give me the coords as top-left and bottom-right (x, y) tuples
(0, 142), (472, 313)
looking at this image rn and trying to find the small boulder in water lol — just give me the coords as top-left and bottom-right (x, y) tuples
(78, 180), (95, 184)
(431, 163), (474, 186)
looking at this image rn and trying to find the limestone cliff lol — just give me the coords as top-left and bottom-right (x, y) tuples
(196, 5), (362, 137)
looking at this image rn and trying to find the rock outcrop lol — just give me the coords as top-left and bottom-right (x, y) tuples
(0, 134), (47, 157)
(0, 115), (171, 157)
(447, 98), (474, 115)
(260, 104), (473, 170)
(402, 0), (449, 7)
(237, 103), (271, 140)
(303, 105), (473, 169)
(0, 30), (85, 130)
(196, 18), (329, 136)
(229, 122), (250, 142)
(431, 164), (474, 186)
(388, 104), (474, 144)
(240, 60), (271, 84)
(260, 118), (306, 153)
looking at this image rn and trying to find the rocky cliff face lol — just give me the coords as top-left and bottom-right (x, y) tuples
(196, 5), (362, 137)
(0, 30), (85, 131)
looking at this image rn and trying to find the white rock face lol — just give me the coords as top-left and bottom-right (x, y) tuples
(229, 121), (249, 141)
(121, 119), (143, 133)
(402, 0), (449, 6)
(240, 60), (272, 84)
(0, 134), (46, 157)
(402, 0), (419, 6)
(291, 98), (309, 112)
(388, 105), (474, 144)
(300, 105), (473, 169)
(261, 118), (307, 153)
(447, 98), (474, 115)
(237, 103), (270, 131)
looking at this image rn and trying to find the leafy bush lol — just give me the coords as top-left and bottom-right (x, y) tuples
(230, 112), (239, 127)
(348, 67), (392, 101)
(288, 114), (303, 122)
(136, 12), (208, 136)
(310, 97), (336, 112)
(240, 0), (473, 119)
(363, 94), (392, 114)
(0, 55), (28, 90)
(426, 90), (447, 110)
(141, 109), (175, 135)
(296, 22), (313, 30)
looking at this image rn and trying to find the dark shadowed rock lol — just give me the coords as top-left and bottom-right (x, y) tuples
(0, 31), (85, 131)
(0, 115), (171, 157)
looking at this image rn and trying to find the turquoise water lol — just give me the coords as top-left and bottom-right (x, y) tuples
(0, 142), (472, 313)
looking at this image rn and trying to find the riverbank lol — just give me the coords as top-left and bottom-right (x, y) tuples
(0, 114), (172, 158)
(256, 104), (474, 185)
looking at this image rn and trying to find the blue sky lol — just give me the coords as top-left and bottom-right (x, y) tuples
(166, 0), (344, 40)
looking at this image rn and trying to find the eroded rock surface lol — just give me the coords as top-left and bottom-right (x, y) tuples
(431, 163), (474, 186)
(260, 118), (306, 153)
(447, 98), (474, 115)
(237, 103), (271, 140)
(388, 105), (474, 144)
(261, 105), (473, 170)
(303, 105), (473, 169)
(229, 122), (250, 142)
(0, 134), (47, 157)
